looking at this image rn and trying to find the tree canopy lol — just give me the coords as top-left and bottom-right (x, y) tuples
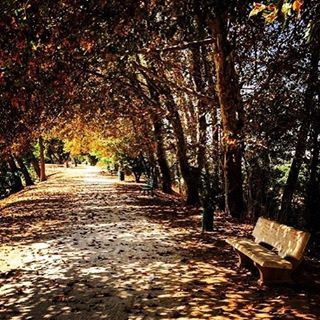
(1, 0), (319, 234)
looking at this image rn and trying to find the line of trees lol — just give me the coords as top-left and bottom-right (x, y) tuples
(0, 1), (319, 236)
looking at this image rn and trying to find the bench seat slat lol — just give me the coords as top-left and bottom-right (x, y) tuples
(226, 237), (292, 269)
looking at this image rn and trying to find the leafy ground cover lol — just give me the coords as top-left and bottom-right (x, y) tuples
(0, 166), (319, 320)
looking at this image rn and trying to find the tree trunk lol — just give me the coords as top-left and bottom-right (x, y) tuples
(305, 132), (320, 232)
(131, 65), (173, 194)
(246, 154), (270, 220)
(47, 144), (54, 164)
(209, 15), (244, 219)
(138, 59), (200, 204)
(185, 171), (201, 205)
(119, 169), (125, 181)
(305, 98), (320, 232)
(279, 128), (308, 222)
(7, 156), (24, 192)
(133, 171), (141, 183)
(191, 46), (207, 175)
(153, 118), (173, 194)
(162, 86), (200, 205)
(149, 102), (173, 193)
(202, 206), (214, 232)
(29, 153), (41, 178)
(280, 34), (320, 222)
(39, 136), (47, 181)
(16, 157), (34, 186)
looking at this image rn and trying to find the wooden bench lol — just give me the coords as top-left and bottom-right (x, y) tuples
(140, 178), (155, 196)
(226, 217), (310, 285)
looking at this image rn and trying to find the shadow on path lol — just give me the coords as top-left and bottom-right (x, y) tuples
(0, 166), (319, 320)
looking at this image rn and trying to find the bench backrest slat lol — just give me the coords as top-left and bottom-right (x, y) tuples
(252, 217), (310, 260)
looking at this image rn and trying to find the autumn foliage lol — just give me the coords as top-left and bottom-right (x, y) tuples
(0, 0), (319, 235)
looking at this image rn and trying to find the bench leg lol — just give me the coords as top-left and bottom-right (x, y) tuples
(255, 264), (293, 286)
(236, 250), (252, 269)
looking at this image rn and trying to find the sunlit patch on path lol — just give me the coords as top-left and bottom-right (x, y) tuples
(0, 166), (319, 320)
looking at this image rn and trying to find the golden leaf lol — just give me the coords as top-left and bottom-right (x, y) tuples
(249, 2), (267, 17)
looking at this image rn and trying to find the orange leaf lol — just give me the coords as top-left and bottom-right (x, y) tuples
(292, 0), (303, 12)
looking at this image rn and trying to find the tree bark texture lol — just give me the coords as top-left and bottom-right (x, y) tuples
(7, 156), (24, 192)
(209, 15), (244, 219)
(39, 136), (47, 182)
(162, 85), (201, 205)
(16, 157), (34, 186)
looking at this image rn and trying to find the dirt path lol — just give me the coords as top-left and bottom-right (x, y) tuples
(1, 166), (320, 320)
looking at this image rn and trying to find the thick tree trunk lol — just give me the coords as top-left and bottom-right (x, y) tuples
(152, 116), (172, 193)
(16, 157), (34, 186)
(39, 136), (47, 181)
(191, 46), (207, 175)
(198, 9), (223, 212)
(209, 15), (244, 219)
(146, 84), (173, 194)
(280, 36), (320, 222)
(7, 156), (24, 192)
(279, 128), (308, 221)
(184, 171), (201, 205)
(202, 207), (214, 232)
(305, 115), (320, 232)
